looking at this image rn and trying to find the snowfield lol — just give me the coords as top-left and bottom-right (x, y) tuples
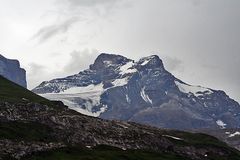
(40, 83), (106, 117)
(175, 80), (213, 97)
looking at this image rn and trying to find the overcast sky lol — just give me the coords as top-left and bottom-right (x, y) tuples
(0, 0), (240, 102)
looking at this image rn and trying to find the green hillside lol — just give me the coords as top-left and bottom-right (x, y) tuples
(25, 146), (186, 160)
(0, 76), (51, 104)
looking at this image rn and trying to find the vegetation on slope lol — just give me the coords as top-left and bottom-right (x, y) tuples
(25, 145), (187, 160)
(0, 75), (51, 104)
(24, 144), (240, 160)
(0, 121), (56, 142)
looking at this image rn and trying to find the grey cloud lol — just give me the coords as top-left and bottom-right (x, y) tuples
(27, 63), (48, 89)
(28, 63), (46, 75)
(60, 0), (130, 18)
(32, 17), (80, 43)
(27, 49), (99, 89)
(64, 0), (122, 7)
(49, 52), (63, 57)
(33, 0), (128, 43)
(64, 49), (99, 74)
(162, 56), (184, 72)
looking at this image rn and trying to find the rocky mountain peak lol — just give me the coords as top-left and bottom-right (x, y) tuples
(89, 53), (132, 71)
(33, 53), (240, 131)
(0, 54), (27, 88)
(137, 55), (164, 69)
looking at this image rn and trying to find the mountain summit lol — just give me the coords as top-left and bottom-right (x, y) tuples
(90, 53), (132, 71)
(33, 53), (240, 130)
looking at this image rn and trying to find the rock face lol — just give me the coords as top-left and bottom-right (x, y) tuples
(33, 53), (240, 130)
(0, 54), (27, 88)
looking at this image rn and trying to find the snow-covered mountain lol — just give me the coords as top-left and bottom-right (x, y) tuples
(33, 53), (240, 130)
(0, 54), (27, 88)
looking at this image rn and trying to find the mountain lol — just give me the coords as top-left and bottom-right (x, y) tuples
(0, 54), (27, 88)
(33, 53), (240, 130)
(1, 75), (240, 160)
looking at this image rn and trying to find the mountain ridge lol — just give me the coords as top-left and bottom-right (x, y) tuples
(33, 53), (240, 130)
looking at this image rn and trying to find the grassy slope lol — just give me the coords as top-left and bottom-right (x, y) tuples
(164, 130), (228, 147)
(26, 146), (186, 160)
(0, 76), (61, 143)
(0, 121), (56, 142)
(0, 76), (51, 104)
(24, 145), (240, 160)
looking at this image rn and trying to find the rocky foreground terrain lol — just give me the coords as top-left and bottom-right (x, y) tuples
(1, 76), (240, 160)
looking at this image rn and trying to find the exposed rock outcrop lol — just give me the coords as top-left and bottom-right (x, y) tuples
(0, 54), (27, 88)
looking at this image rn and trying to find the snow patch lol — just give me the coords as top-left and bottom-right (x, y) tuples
(126, 94), (131, 103)
(175, 80), (213, 97)
(61, 83), (104, 95)
(203, 102), (208, 108)
(140, 87), (152, 104)
(229, 131), (240, 137)
(163, 135), (183, 140)
(117, 123), (130, 129)
(141, 59), (151, 66)
(139, 55), (156, 66)
(119, 61), (137, 75)
(111, 77), (129, 87)
(69, 104), (107, 117)
(216, 120), (227, 129)
(39, 83), (107, 117)
(192, 98), (197, 103)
